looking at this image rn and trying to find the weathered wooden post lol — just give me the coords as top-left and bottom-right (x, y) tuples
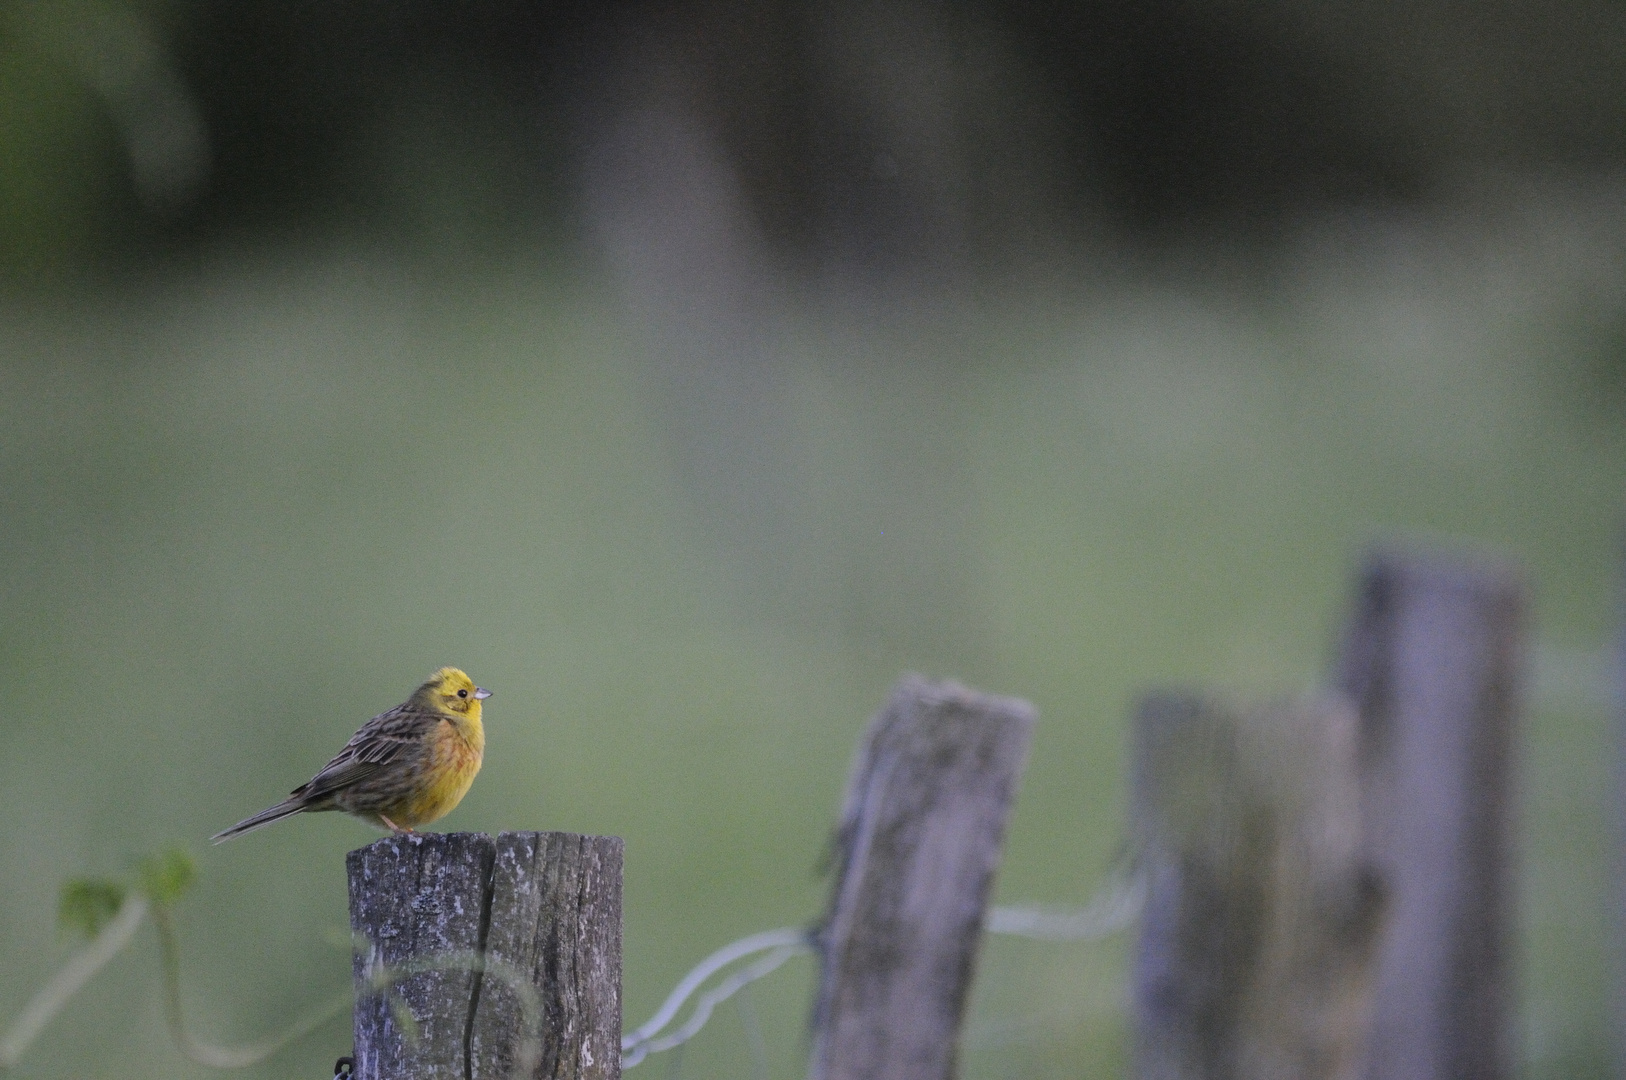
(1130, 547), (1525, 1080)
(349, 831), (623, 1080)
(1336, 549), (1524, 1080)
(1130, 694), (1387, 1080)
(809, 675), (1036, 1080)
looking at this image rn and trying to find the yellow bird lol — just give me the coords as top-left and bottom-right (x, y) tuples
(212, 667), (489, 843)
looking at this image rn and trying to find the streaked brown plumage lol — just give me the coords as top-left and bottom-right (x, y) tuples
(211, 667), (489, 843)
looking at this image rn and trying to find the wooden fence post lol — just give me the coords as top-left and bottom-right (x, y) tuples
(1335, 549), (1525, 1080)
(349, 831), (623, 1080)
(809, 675), (1036, 1080)
(1130, 694), (1386, 1080)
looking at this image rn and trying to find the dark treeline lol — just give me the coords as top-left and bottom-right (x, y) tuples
(4, 0), (1624, 276)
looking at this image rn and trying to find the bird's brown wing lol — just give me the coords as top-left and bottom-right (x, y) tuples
(290, 703), (442, 805)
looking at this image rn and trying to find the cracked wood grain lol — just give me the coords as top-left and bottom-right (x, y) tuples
(349, 832), (623, 1080)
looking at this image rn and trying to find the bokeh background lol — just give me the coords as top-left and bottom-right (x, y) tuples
(1, 1), (1623, 1077)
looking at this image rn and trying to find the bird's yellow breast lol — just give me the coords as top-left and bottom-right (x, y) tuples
(396, 716), (484, 827)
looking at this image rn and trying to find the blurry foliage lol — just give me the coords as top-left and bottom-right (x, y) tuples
(13, 851), (346, 1075)
(54, 846), (194, 943)
(135, 848), (197, 907)
(0, 4), (121, 276)
(55, 879), (126, 942)
(2, 0), (1625, 281)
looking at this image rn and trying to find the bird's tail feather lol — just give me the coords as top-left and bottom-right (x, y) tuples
(210, 800), (306, 843)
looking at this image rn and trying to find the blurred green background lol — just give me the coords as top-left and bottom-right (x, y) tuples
(1, 1), (1623, 1078)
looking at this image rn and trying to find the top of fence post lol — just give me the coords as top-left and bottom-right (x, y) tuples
(809, 675), (1036, 1080)
(348, 830), (623, 1080)
(1335, 546), (1525, 1080)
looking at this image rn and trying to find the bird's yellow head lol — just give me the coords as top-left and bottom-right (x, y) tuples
(414, 666), (491, 720)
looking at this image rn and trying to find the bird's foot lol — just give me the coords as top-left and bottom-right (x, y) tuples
(380, 814), (414, 835)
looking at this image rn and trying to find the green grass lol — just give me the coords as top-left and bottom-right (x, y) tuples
(0, 223), (1621, 1078)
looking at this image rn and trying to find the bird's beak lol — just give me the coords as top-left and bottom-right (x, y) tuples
(474, 687), (492, 700)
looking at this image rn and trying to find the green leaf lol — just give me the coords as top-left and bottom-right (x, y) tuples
(134, 848), (196, 906)
(58, 878), (128, 940)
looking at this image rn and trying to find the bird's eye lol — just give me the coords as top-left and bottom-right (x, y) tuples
(458, 688), (469, 698)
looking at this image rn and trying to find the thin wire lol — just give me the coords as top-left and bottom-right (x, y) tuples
(623, 943), (811, 1068)
(985, 868), (1146, 941)
(618, 869), (1146, 1070)
(622, 927), (812, 1055)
